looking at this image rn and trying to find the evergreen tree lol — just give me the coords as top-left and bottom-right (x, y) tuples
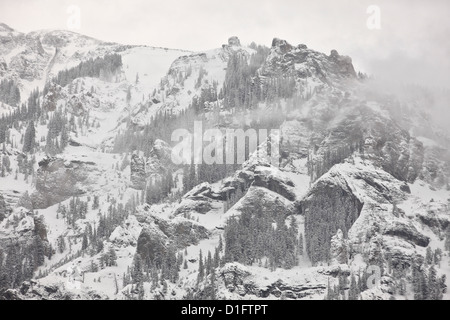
(108, 247), (118, 267)
(23, 121), (36, 153)
(82, 233), (89, 250)
(348, 273), (359, 300)
(426, 247), (433, 265)
(206, 251), (212, 275)
(198, 250), (204, 281)
(218, 235), (223, 252)
(57, 236), (66, 254)
(60, 125), (69, 150)
(131, 254), (143, 284)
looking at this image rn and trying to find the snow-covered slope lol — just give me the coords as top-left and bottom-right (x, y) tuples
(1, 24), (449, 301)
(0, 23), (189, 104)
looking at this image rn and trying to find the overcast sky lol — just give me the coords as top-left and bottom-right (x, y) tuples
(1, 0), (449, 86)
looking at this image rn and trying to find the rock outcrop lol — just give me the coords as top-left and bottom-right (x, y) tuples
(0, 280), (107, 300)
(130, 153), (146, 190)
(135, 209), (209, 263)
(31, 157), (93, 209)
(130, 140), (176, 190)
(383, 221), (430, 247)
(152, 215), (210, 248)
(174, 197), (213, 216)
(136, 225), (168, 264)
(226, 186), (295, 220)
(219, 263), (327, 299)
(263, 38), (356, 85)
(228, 36), (241, 47)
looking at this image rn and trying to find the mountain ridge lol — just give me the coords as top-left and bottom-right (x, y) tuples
(0, 24), (449, 301)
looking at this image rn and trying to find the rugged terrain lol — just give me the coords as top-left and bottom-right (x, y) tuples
(0, 22), (449, 300)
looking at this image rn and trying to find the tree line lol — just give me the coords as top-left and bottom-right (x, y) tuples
(47, 53), (123, 89)
(223, 200), (300, 270)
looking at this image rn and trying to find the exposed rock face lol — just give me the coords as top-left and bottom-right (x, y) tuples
(135, 210), (209, 262)
(130, 153), (146, 190)
(227, 186), (295, 219)
(173, 183), (221, 216)
(264, 38), (356, 84)
(0, 280), (107, 300)
(65, 91), (100, 116)
(301, 173), (363, 264)
(174, 160), (299, 222)
(136, 225), (168, 264)
(146, 139), (176, 177)
(271, 38), (293, 54)
(31, 157), (92, 209)
(228, 36), (241, 47)
(383, 222), (430, 247)
(417, 210), (450, 234)
(220, 263), (251, 293)
(367, 235), (384, 266)
(259, 280), (327, 299)
(130, 140), (176, 190)
(219, 161), (297, 201)
(328, 49), (356, 78)
(183, 183), (219, 200)
(219, 263), (327, 299)
(384, 246), (416, 270)
(152, 215), (210, 248)
(252, 169), (296, 201)
(280, 118), (311, 159)
(174, 198), (213, 215)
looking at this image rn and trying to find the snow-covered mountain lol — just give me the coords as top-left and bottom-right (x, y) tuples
(0, 23), (449, 301)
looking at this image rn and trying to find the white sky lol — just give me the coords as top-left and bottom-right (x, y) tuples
(1, 0), (449, 86)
